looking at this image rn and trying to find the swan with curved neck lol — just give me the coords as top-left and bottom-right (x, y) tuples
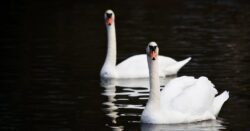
(100, 9), (191, 79)
(141, 42), (229, 124)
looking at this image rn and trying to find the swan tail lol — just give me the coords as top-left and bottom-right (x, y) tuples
(164, 57), (191, 76)
(212, 91), (229, 116)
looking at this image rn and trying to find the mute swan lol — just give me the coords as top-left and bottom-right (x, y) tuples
(141, 42), (229, 124)
(100, 9), (191, 79)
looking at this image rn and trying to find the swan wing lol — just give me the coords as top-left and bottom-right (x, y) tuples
(116, 54), (149, 78)
(161, 76), (218, 115)
(212, 91), (229, 116)
(161, 76), (197, 105)
(163, 57), (191, 75)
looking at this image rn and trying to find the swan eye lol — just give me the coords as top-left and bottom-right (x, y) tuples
(106, 13), (112, 18)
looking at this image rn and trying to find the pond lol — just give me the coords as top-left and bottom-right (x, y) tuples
(0, 0), (250, 130)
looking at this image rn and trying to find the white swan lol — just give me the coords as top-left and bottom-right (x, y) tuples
(100, 9), (191, 79)
(141, 42), (229, 124)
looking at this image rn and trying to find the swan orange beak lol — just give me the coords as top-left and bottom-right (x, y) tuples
(150, 51), (157, 60)
(107, 18), (112, 25)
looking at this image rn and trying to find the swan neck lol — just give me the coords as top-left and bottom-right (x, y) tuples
(147, 57), (161, 108)
(104, 24), (117, 68)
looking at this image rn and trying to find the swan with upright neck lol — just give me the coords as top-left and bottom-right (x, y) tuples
(100, 10), (191, 79)
(141, 42), (229, 124)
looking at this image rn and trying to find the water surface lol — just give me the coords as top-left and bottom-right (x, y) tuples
(0, 0), (250, 130)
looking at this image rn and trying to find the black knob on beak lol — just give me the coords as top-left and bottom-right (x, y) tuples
(106, 13), (112, 18)
(149, 45), (157, 51)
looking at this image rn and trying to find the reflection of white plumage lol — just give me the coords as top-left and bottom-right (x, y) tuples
(100, 76), (174, 88)
(141, 120), (225, 131)
(102, 85), (119, 124)
(100, 9), (191, 79)
(141, 42), (229, 124)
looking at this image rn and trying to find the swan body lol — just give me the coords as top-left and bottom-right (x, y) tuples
(141, 42), (229, 124)
(100, 10), (191, 79)
(116, 55), (191, 78)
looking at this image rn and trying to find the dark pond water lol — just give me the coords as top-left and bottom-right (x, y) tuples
(1, 0), (250, 130)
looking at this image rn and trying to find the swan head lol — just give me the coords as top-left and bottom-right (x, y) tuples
(146, 42), (159, 60)
(104, 9), (115, 26)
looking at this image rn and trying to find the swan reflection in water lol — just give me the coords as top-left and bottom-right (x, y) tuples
(141, 119), (226, 131)
(100, 76), (176, 88)
(101, 76), (175, 130)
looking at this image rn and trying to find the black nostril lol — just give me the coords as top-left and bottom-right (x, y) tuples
(106, 13), (112, 18)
